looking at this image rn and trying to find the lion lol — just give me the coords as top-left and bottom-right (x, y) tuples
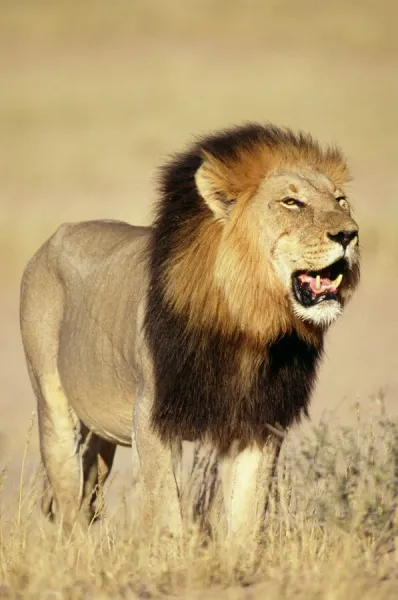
(20, 123), (360, 545)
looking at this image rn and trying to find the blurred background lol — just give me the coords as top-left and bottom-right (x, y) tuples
(1, 0), (397, 496)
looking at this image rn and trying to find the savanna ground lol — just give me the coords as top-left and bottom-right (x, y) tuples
(0, 1), (398, 597)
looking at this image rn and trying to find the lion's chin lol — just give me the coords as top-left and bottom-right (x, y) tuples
(292, 298), (343, 328)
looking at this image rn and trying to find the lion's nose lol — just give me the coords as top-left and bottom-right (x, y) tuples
(327, 229), (358, 249)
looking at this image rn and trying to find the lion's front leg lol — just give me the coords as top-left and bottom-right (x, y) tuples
(220, 436), (281, 549)
(179, 441), (222, 538)
(132, 396), (183, 544)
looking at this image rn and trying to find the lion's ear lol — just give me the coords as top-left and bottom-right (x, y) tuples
(195, 153), (236, 220)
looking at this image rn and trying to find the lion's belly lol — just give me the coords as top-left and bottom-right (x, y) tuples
(69, 385), (134, 447)
(58, 340), (136, 447)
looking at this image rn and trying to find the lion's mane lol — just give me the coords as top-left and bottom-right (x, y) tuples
(144, 124), (348, 454)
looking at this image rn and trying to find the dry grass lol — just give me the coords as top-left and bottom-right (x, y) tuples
(1, 404), (398, 599)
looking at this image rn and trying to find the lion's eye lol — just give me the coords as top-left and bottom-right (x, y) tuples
(281, 198), (304, 209)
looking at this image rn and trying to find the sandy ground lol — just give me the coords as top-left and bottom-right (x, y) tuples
(1, 0), (397, 504)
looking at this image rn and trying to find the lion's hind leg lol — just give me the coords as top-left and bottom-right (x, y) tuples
(23, 321), (116, 531)
(31, 369), (88, 532)
(80, 427), (116, 523)
(36, 398), (116, 529)
(41, 472), (55, 521)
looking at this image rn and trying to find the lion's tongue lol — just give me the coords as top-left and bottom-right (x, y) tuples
(298, 273), (336, 296)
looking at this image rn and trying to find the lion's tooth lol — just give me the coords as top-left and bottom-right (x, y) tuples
(333, 273), (343, 289)
(315, 275), (321, 291)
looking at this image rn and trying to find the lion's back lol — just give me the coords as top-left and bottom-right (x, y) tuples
(51, 220), (150, 281)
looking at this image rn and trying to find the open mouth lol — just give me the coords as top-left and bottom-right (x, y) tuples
(292, 258), (347, 308)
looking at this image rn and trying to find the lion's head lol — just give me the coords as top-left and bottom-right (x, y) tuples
(153, 123), (360, 346)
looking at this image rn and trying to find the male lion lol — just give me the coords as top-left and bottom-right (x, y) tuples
(20, 123), (360, 544)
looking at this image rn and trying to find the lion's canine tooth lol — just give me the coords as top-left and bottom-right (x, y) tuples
(315, 275), (321, 291)
(333, 273), (343, 289)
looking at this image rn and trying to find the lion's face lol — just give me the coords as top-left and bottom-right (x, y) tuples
(250, 168), (360, 326)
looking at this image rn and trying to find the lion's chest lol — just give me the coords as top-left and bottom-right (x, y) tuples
(149, 323), (323, 454)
